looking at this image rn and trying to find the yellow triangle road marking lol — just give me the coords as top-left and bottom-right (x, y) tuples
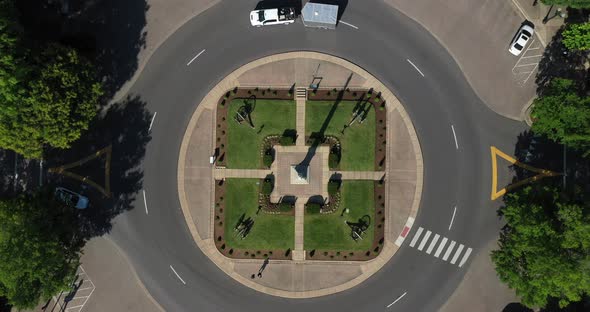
(490, 146), (560, 200)
(48, 145), (112, 198)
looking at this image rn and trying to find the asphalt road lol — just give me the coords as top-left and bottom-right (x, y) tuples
(108, 0), (527, 311)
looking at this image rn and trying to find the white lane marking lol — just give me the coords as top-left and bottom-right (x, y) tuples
(417, 230), (432, 251)
(442, 241), (456, 261)
(450, 244), (465, 264)
(451, 125), (458, 149)
(434, 237), (448, 258)
(458, 247), (473, 267)
(170, 265), (186, 285)
(186, 49), (206, 66)
(425, 234), (440, 254)
(149, 112), (157, 131)
(142, 190), (148, 215)
(340, 20), (359, 29)
(409, 227), (423, 247)
(448, 206), (457, 230)
(406, 59), (425, 77)
(386, 292), (407, 308)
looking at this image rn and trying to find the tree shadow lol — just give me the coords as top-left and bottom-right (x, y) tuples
(534, 26), (588, 96)
(503, 302), (533, 312)
(44, 95), (152, 241)
(16, 0), (149, 100)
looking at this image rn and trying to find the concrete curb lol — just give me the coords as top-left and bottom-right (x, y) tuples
(177, 51), (423, 298)
(384, 2), (526, 122)
(104, 237), (166, 312)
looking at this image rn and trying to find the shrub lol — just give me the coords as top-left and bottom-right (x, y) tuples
(262, 180), (273, 195)
(279, 135), (294, 146)
(328, 153), (340, 169)
(306, 203), (322, 214)
(263, 152), (273, 168)
(278, 202), (292, 212)
(328, 180), (340, 195)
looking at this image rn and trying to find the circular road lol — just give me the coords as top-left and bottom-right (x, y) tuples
(108, 0), (526, 311)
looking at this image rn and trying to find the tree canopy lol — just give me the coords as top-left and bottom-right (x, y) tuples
(0, 0), (102, 159)
(562, 23), (590, 51)
(0, 192), (82, 309)
(541, 0), (590, 8)
(492, 184), (590, 309)
(531, 78), (590, 156)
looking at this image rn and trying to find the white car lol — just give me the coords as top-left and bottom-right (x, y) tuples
(250, 7), (295, 27)
(55, 187), (89, 209)
(509, 25), (534, 56)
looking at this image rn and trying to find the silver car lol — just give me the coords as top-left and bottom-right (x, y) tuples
(55, 187), (89, 209)
(509, 24), (534, 56)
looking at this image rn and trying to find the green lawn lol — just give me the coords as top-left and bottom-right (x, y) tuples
(227, 99), (296, 169)
(224, 179), (294, 250)
(305, 101), (375, 171)
(304, 181), (375, 251)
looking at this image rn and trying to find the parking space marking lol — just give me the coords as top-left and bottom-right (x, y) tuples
(386, 292), (407, 308)
(511, 38), (544, 86)
(170, 265), (187, 285)
(51, 266), (96, 312)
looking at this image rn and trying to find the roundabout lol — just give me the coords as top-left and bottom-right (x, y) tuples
(177, 52), (422, 297)
(107, 0), (527, 310)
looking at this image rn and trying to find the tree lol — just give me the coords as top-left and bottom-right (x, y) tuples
(0, 0), (102, 159)
(0, 192), (82, 309)
(562, 23), (590, 51)
(492, 185), (590, 309)
(541, 0), (590, 8)
(530, 78), (590, 156)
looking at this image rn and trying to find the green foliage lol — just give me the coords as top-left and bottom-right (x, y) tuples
(0, 0), (103, 159)
(491, 185), (590, 309)
(263, 152), (273, 168)
(328, 180), (340, 195)
(0, 191), (82, 309)
(531, 79), (590, 156)
(279, 135), (294, 146)
(278, 202), (293, 212)
(261, 179), (273, 195)
(541, 0), (590, 8)
(328, 152), (340, 169)
(562, 23), (590, 51)
(306, 203), (321, 214)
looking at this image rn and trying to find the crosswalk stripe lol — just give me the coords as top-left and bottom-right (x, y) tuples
(425, 234), (440, 254)
(458, 247), (473, 267)
(409, 227), (424, 247)
(434, 237), (447, 258)
(417, 231), (432, 251)
(450, 244), (464, 264)
(442, 241), (456, 261)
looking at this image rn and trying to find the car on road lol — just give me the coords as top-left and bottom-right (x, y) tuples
(250, 7), (296, 27)
(509, 24), (534, 56)
(55, 187), (89, 209)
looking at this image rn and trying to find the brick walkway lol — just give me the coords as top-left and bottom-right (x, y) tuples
(213, 168), (270, 179)
(331, 171), (385, 180)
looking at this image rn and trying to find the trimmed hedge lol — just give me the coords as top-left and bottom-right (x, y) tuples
(279, 135), (295, 146)
(328, 180), (340, 195)
(306, 203), (321, 214)
(263, 152), (273, 168)
(278, 202), (293, 212)
(328, 152), (340, 169)
(262, 180), (273, 195)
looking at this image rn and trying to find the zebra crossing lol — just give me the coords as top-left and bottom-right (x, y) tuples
(408, 227), (473, 268)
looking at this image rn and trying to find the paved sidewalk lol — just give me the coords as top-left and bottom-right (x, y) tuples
(439, 237), (519, 312)
(26, 237), (162, 312)
(296, 97), (306, 146)
(293, 202), (305, 261)
(213, 168), (271, 179)
(385, 0), (555, 120)
(331, 171), (385, 180)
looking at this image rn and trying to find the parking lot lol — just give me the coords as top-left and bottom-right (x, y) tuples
(511, 37), (544, 87)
